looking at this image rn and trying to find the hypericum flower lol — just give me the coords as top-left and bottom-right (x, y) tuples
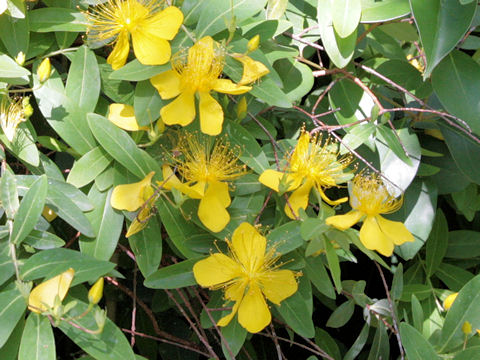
(108, 103), (149, 131)
(150, 36), (252, 136)
(163, 133), (246, 232)
(193, 222), (299, 333)
(443, 292), (458, 311)
(28, 268), (75, 314)
(85, 0), (183, 70)
(326, 172), (414, 256)
(0, 97), (26, 142)
(259, 131), (354, 219)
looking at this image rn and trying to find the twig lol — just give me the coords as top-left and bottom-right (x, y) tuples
(130, 265), (137, 347)
(269, 323), (285, 360)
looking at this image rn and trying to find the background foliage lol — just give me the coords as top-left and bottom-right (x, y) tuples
(1, 0), (480, 359)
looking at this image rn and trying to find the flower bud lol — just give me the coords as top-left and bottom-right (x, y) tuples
(236, 96), (247, 120)
(247, 35), (260, 53)
(462, 321), (472, 335)
(94, 308), (107, 333)
(443, 292), (458, 311)
(15, 52), (25, 66)
(37, 58), (51, 83)
(22, 96), (34, 119)
(88, 277), (104, 305)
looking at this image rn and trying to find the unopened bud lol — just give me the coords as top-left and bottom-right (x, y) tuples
(15, 52), (25, 66)
(462, 321), (472, 335)
(88, 277), (104, 305)
(22, 97), (33, 119)
(94, 308), (107, 333)
(247, 35), (260, 53)
(443, 292), (458, 311)
(37, 58), (51, 83)
(236, 96), (247, 120)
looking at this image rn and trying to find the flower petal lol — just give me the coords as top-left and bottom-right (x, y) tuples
(316, 186), (348, 206)
(233, 54), (270, 85)
(360, 215), (394, 256)
(111, 171), (155, 212)
(141, 6), (183, 41)
(160, 91), (196, 126)
(217, 299), (241, 327)
(107, 31), (130, 70)
(231, 222), (266, 273)
(193, 253), (242, 287)
(259, 169), (300, 192)
(238, 283), (271, 333)
(284, 179), (314, 219)
(132, 32), (171, 65)
(150, 70), (182, 99)
(188, 36), (214, 74)
(259, 269), (298, 305)
(199, 91), (223, 136)
(161, 165), (203, 198)
(376, 215), (415, 245)
(326, 210), (363, 230)
(28, 268), (75, 313)
(198, 182), (231, 232)
(108, 103), (148, 131)
(212, 79), (252, 95)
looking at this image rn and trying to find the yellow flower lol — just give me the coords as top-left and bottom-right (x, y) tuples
(259, 132), (354, 219)
(28, 268), (75, 314)
(162, 133), (246, 232)
(111, 171), (155, 212)
(150, 36), (252, 136)
(193, 222), (299, 333)
(325, 172), (414, 256)
(86, 0), (183, 70)
(232, 53), (270, 86)
(108, 103), (149, 131)
(0, 97), (26, 142)
(37, 58), (51, 83)
(443, 292), (458, 311)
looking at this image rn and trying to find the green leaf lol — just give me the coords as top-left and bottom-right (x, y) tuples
(67, 147), (113, 188)
(329, 78), (374, 125)
(79, 187), (123, 261)
(65, 46), (100, 113)
(196, 0), (267, 37)
(59, 299), (135, 360)
(435, 263), (474, 292)
(324, 237), (342, 293)
(222, 121), (269, 174)
(18, 314), (56, 360)
(20, 248), (115, 286)
(304, 256), (336, 299)
(360, 0), (410, 23)
(391, 263), (403, 301)
(128, 215), (162, 278)
(0, 13), (29, 57)
(344, 323), (369, 360)
(400, 323), (440, 359)
(0, 288), (26, 348)
(453, 346), (480, 360)
(411, 0), (476, 78)
(250, 77), (293, 108)
(144, 258), (200, 289)
(267, 221), (304, 255)
(87, 113), (160, 178)
(221, 319), (247, 360)
(0, 318), (24, 360)
(326, 299), (354, 328)
(446, 230), (480, 259)
(0, 254), (15, 287)
(23, 230), (65, 250)
(411, 294), (424, 333)
(275, 278), (315, 338)
(0, 54), (30, 78)
(266, 0), (288, 19)
(109, 60), (170, 81)
(274, 58), (314, 102)
(426, 209), (448, 277)
(29, 8), (87, 32)
(10, 175), (47, 245)
(134, 80), (164, 126)
(367, 321), (389, 360)
(332, 0), (361, 38)
(1, 167), (19, 219)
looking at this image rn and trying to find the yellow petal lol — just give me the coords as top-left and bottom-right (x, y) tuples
(326, 210), (363, 231)
(188, 36), (214, 74)
(259, 269), (298, 305)
(231, 222), (266, 273)
(193, 253), (242, 287)
(111, 171), (155, 212)
(443, 292), (458, 311)
(160, 91), (196, 126)
(28, 268), (75, 313)
(217, 299), (241, 327)
(376, 215), (415, 245)
(141, 6), (184, 41)
(161, 165), (203, 199)
(233, 54), (270, 85)
(238, 283), (271, 333)
(284, 179), (314, 219)
(212, 79), (252, 95)
(199, 91), (223, 136)
(198, 182), (231, 232)
(107, 31), (130, 70)
(132, 33), (171, 66)
(316, 186), (348, 206)
(108, 103), (148, 131)
(359, 216), (394, 256)
(150, 70), (182, 99)
(224, 278), (248, 302)
(259, 169), (300, 192)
